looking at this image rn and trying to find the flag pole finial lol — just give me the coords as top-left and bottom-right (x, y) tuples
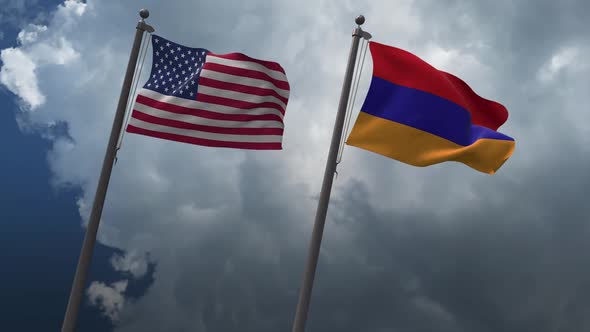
(355, 15), (365, 26)
(139, 8), (149, 20)
(137, 9), (155, 33)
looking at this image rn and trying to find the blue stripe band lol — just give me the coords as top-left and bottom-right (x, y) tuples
(360, 77), (514, 146)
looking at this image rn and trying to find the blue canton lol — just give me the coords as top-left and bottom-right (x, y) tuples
(144, 35), (209, 100)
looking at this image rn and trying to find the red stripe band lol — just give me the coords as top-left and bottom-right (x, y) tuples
(369, 42), (509, 130)
(136, 94), (284, 123)
(131, 110), (284, 136)
(202, 63), (290, 91)
(208, 53), (286, 74)
(196, 94), (285, 115)
(198, 77), (289, 105)
(126, 124), (283, 150)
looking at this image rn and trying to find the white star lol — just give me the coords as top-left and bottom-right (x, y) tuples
(154, 38), (159, 43)
(179, 89), (183, 94)
(178, 80), (182, 85)
(184, 60), (189, 64)
(166, 71), (171, 76)
(174, 56), (179, 61)
(147, 83), (151, 87)
(158, 69), (162, 74)
(152, 74), (156, 78)
(155, 63), (159, 68)
(172, 68), (176, 72)
(181, 53), (185, 58)
(182, 70), (186, 75)
(160, 59), (164, 63)
(190, 92), (194, 96)
(177, 46), (181, 51)
(191, 57), (195, 61)
(176, 74), (180, 78)
(164, 87), (169, 92)
(170, 49), (175, 54)
(164, 65), (168, 70)
(165, 53), (169, 58)
(178, 63), (182, 68)
(160, 46), (164, 51)
(166, 42), (170, 47)
(191, 80), (195, 85)
(169, 77), (173, 81)
(155, 51), (159, 56)
(155, 84), (159, 88)
(172, 84), (176, 88)
(160, 75), (164, 79)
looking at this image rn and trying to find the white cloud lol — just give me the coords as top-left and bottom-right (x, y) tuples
(17, 25), (47, 44)
(0, 0), (84, 110)
(87, 280), (128, 321)
(0, 47), (44, 108)
(110, 251), (149, 279)
(62, 0), (86, 16)
(537, 46), (579, 82)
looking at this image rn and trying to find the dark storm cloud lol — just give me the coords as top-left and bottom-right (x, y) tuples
(116, 129), (590, 332)
(111, 155), (311, 332)
(291, 137), (590, 332)
(110, 0), (590, 330)
(3, 0), (589, 331)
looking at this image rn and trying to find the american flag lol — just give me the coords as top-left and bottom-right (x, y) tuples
(126, 35), (290, 150)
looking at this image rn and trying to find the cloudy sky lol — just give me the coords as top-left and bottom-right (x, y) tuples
(1, 0), (589, 331)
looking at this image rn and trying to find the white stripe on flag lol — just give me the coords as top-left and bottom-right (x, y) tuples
(137, 89), (285, 119)
(134, 102), (284, 128)
(128, 117), (282, 143)
(200, 70), (290, 98)
(205, 55), (288, 82)
(197, 85), (287, 110)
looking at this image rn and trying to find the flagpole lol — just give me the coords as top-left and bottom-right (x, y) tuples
(61, 9), (154, 332)
(291, 15), (367, 332)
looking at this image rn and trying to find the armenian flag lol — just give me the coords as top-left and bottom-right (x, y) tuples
(346, 41), (515, 174)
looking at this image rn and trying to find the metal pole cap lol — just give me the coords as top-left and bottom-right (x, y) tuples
(139, 9), (149, 19)
(355, 15), (365, 25)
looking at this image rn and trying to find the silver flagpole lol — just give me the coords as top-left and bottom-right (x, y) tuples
(61, 9), (155, 332)
(291, 15), (369, 332)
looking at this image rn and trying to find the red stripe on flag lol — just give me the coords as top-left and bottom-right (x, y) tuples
(198, 77), (289, 105)
(196, 94), (285, 114)
(201, 63), (290, 91)
(126, 124), (283, 150)
(208, 53), (286, 74)
(369, 42), (508, 130)
(136, 94), (284, 123)
(131, 110), (284, 136)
